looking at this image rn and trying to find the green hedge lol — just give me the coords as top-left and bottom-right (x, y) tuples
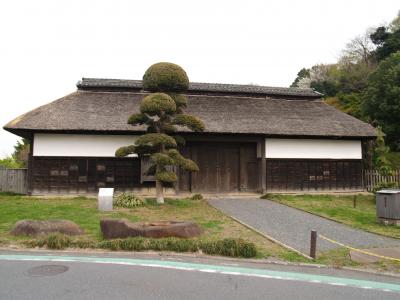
(25, 235), (257, 258)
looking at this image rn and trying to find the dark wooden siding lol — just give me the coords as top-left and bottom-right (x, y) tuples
(32, 157), (141, 194)
(30, 148), (363, 194)
(266, 159), (363, 192)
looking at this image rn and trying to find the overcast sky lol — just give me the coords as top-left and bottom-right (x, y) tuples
(0, 0), (399, 157)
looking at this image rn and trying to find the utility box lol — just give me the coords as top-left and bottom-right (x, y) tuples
(98, 188), (114, 211)
(376, 189), (400, 226)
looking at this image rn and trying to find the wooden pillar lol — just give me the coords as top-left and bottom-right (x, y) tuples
(239, 145), (246, 191)
(261, 140), (267, 194)
(27, 134), (34, 195)
(258, 139), (267, 194)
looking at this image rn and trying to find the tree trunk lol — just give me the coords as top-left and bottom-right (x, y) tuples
(156, 142), (165, 204)
(156, 180), (164, 204)
(155, 159), (164, 205)
(156, 179), (164, 204)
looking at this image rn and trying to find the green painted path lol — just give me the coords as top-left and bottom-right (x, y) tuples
(1, 254), (399, 293)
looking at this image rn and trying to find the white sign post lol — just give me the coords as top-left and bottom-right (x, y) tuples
(98, 188), (114, 211)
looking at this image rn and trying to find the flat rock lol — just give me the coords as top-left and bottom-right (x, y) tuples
(350, 247), (400, 263)
(100, 219), (203, 239)
(11, 220), (84, 236)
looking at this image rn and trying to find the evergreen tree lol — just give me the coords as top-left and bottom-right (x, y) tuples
(372, 127), (392, 175)
(12, 138), (30, 167)
(362, 52), (400, 150)
(115, 62), (205, 203)
(371, 26), (400, 61)
(0, 138), (30, 169)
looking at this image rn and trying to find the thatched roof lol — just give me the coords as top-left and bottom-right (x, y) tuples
(4, 80), (377, 138)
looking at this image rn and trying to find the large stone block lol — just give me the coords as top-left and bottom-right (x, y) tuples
(100, 219), (203, 239)
(11, 220), (84, 236)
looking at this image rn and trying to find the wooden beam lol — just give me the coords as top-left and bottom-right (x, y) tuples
(261, 158), (267, 193)
(258, 138), (267, 193)
(27, 134), (34, 195)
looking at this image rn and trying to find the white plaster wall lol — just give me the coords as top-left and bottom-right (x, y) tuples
(33, 134), (138, 157)
(265, 138), (362, 159)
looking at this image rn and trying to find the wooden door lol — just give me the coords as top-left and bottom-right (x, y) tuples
(239, 144), (258, 192)
(191, 143), (219, 192)
(180, 142), (257, 193)
(217, 144), (239, 192)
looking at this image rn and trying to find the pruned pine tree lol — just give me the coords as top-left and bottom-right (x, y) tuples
(115, 62), (205, 203)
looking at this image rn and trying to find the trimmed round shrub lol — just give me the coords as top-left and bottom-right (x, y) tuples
(143, 62), (189, 92)
(140, 93), (176, 116)
(172, 135), (186, 146)
(135, 133), (177, 149)
(127, 113), (149, 125)
(167, 149), (199, 171)
(169, 93), (188, 109)
(115, 145), (136, 157)
(114, 193), (145, 208)
(173, 114), (205, 132)
(150, 153), (174, 166)
(161, 123), (177, 134)
(191, 193), (203, 200)
(156, 170), (178, 183)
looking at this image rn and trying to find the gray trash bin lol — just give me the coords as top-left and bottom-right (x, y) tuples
(376, 189), (400, 226)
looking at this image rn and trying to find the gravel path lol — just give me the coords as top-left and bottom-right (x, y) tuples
(208, 197), (400, 254)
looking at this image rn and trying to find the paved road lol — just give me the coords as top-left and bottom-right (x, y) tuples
(0, 252), (400, 299)
(208, 198), (400, 253)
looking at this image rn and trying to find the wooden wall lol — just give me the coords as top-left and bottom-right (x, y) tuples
(29, 144), (365, 194)
(31, 157), (141, 194)
(266, 159), (363, 192)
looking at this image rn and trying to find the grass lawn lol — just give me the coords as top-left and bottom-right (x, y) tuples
(2, 192), (400, 270)
(263, 193), (400, 239)
(0, 192), (292, 260)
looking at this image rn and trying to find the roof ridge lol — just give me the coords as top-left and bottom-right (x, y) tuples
(77, 89), (321, 101)
(77, 78), (323, 98)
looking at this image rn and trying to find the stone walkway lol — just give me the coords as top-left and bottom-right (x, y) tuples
(208, 197), (400, 254)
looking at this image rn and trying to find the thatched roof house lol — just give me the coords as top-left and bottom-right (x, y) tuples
(4, 78), (376, 195)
